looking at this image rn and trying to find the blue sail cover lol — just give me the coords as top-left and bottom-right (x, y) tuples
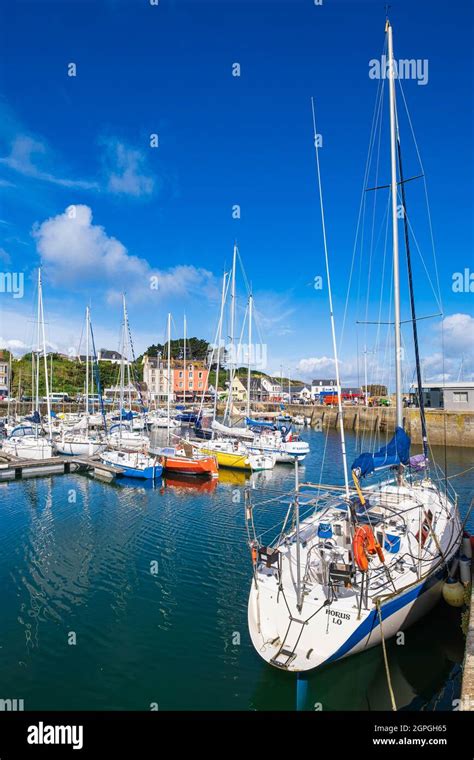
(351, 427), (411, 477)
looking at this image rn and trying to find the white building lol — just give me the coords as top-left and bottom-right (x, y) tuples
(98, 349), (130, 365)
(411, 381), (474, 412)
(311, 378), (337, 400)
(0, 353), (9, 395)
(142, 355), (173, 403)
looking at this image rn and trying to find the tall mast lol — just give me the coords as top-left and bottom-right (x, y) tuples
(167, 312), (171, 443)
(212, 271), (228, 433)
(246, 293), (253, 418)
(226, 243), (237, 425)
(35, 269), (41, 414)
(119, 295), (126, 417)
(311, 98), (350, 498)
(183, 314), (187, 406)
(85, 306), (90, 417)
(38, 269), (52, 440)
(387, 19), (403, 429)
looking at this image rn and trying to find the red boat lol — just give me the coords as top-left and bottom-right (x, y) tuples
(156, 447), (218, 478)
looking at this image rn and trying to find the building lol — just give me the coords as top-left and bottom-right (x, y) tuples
(311, 378), (337, 399)
(227, 376), (247, 402)
(172, 360), (209, 401)
(142, 355), (172, 402)
(0, 351), (9, 395)
(142, 355), (209, 402)
(97, 349), (130, 365)
(410, 382), (474, 412)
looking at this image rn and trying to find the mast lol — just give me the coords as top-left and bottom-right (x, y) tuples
(396, 120), (428, 458)
(35, 270), (41, 415)
(85, 306), (90, 418)
(386, 19), (404, 429)
(311, 99), (350, 498)
(183, 314), (187, 406)
(246, 293), (253, 418)
(38, 269), (52, 441)
(167, 312), (171, 443)
(212, 271), (228, 434)
(224, 244), (237, 425)
(119, 295), (126, 438)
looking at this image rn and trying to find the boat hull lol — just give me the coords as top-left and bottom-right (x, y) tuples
(199, 447), (251, 470)
(160, 454), (218, 477)
(55, 439), (106, 456)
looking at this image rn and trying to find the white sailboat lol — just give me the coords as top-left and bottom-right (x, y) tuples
(2, 269), (55, 460)
(55, 306), (106, 457)
(106, 295), (149, 452)
(246, 20), (462, 674)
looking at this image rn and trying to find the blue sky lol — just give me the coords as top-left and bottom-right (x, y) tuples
(0, 0), (472, 387)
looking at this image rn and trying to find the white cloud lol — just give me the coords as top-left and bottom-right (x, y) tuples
(101, 139), (155, 197)
(0, 337), (29, 355)
(297, 356), (337, 379)
(438, 313), (474, 356)
(0, 135), (98, 190)
(33, 205), (218, 303)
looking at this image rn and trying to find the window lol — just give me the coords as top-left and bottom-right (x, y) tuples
(198, 372), (203, 379)
(453, 392), (468, 403)
(189, 382), (193, 389)
(198, 381), (203, 388)
(179, 371), (183, 378)
(179, 382), (183, 388)
(189, 373), (193, 379)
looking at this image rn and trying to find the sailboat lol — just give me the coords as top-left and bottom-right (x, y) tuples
(55, 306), (106, 457)
(2, 269), (55, 460)
(246, 20), (463, 673)
(152, 314), (219, 477)
(194, 245), (277, 472)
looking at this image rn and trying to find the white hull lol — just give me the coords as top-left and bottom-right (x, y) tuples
(55, 438), (106, 456)
(248, 481), (462, 672)
(2, 438), (55, 460)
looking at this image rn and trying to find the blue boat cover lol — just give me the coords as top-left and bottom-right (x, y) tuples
(351, 427), (411, 477)
(245, 417), (274, 429)
(25, 411), (41, 424)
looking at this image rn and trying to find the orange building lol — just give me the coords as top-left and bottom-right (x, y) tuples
(172, 361), (209, 400)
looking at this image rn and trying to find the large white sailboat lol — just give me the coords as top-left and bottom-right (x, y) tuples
(246, 20), (463, 674)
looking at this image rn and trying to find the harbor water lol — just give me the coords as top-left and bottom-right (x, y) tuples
(0, 429), (472, 711)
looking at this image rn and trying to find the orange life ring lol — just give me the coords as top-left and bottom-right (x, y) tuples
(352, 525), (385, 572)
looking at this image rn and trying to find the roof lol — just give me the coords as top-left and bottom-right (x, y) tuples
(99, 349), (125, 360)
(311, 378), (337, 386)
(414, 382), (474, 390)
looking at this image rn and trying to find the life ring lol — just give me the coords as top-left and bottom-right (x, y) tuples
(352, 525), (385, 572)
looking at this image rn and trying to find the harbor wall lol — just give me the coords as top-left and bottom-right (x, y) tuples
(237, 404), (474, 448)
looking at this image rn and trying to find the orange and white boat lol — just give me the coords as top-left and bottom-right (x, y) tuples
(155, 446), (218, 478)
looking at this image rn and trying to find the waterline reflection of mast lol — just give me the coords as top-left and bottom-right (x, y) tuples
(311, 98), (350, 498)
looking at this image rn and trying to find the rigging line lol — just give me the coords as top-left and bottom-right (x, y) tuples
(400, 206), (443, 313)
(340, 39), (387, 348)
(311, 96), (350, 499)
(364, 66), (386, 352)
(396, 78), (444, 311)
